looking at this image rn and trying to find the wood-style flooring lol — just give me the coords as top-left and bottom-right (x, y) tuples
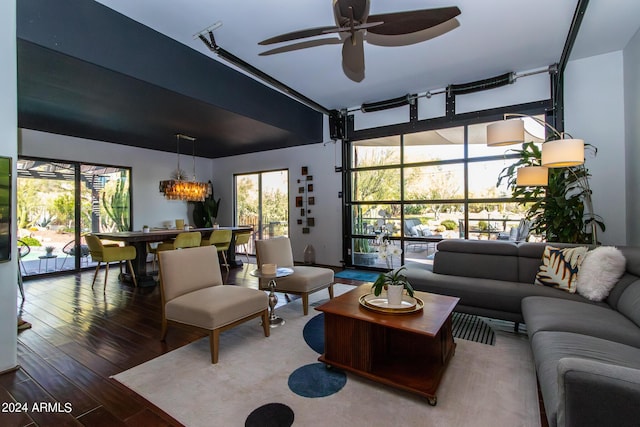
(4, 261), (362, 426)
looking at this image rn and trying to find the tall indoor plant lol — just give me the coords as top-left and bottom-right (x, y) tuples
(497, 142), (605, 243)
(191, 181), (221, 228)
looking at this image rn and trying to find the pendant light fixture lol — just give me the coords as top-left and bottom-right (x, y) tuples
(159, 134), (211, 202)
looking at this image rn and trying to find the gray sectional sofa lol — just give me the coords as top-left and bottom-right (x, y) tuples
(403, 239), (640, 427)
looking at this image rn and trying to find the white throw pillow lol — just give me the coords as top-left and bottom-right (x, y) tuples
(576, 246), (626, 301)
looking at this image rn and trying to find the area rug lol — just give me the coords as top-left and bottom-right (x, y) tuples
(451, 312), (496, 345)
(334, 270), (381, 282)
(112, 284), (539, 427)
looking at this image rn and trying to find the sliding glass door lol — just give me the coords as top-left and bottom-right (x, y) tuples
(17, 157), (131, 277)
(235, 169), (289, 255)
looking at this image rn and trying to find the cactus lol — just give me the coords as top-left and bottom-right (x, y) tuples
(102, 171), (130, 231)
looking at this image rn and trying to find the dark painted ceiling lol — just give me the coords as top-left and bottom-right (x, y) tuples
(17, 0), (640, 160)
(16, 0), (324, 159)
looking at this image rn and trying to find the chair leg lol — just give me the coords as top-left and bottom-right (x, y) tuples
(91, 262), (101, 288)
(221, 251), (229, 272)
(262, 309), (270, 337)
(328, 283), (334, 299)
(302, 293), (309, 315)
(17, 270), (25, 301)
(160, 318), (168, 341)
(127, 260), (138, 287)
(243, 244), (250, 264)
(210, 329), (220, 364)
(103, 264), (110, 293)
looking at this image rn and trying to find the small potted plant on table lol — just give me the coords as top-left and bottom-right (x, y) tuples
(371, 266), (414, 306)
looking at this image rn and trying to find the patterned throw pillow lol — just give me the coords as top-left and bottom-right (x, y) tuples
(534, 246), (588, 293)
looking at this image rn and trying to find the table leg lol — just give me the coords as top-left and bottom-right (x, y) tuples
(121, 241), (157, 287)
(267, 279), (285, 327)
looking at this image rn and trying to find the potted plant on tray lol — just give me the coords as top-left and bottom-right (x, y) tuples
(371, 267), (414, 305)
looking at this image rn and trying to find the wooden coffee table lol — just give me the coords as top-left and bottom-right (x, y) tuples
(315, 284), (459, 405)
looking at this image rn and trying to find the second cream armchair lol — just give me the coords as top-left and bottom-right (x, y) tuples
(255, 237), (334, 315)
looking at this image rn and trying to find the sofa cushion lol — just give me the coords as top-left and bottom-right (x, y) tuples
(522, 296), (640, 347)
(615, 277), (640, 329)
(606, 246), (640, 310)
(405, 268), (597, 316)
(534, 246), (588, 293)
(433, 240), (519, 282)
(531, 331), (640, 427)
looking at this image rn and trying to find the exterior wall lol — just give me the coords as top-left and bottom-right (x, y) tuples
(0, 0), (18, 372)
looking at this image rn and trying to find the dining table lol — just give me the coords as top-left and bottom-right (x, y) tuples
(94, 226), (252, 286)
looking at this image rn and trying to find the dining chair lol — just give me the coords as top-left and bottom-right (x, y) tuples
(234, 230), (252, 264)
(158, 245), (269, 363)
(201, 229), (232, 271)
(255, 237), (334, 315)
(147, 242), (160, 272)
(85, 234), (137, 291)
(156, 231), (202, 252)
(17, 239), (30, 277)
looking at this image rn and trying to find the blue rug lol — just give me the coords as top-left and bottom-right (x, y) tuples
(334, 270), (380, 282)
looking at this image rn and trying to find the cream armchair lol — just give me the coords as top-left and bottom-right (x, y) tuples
(255, 237), (334, 315)
(158, 245), (269, 363)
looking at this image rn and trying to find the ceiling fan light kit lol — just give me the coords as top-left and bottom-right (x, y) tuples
(258, 0), (461, 82)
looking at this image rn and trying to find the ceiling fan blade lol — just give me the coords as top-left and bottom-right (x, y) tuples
(366, 18), (460, 47)
(342, 32), (365, 82)
(367, 6), (461, 36)
(259, 38), (343, 56)
(259, 26), (341, 45)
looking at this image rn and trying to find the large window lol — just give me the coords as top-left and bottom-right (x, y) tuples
(347, 116), (544, 269)
(17, 158), (131, 277)
(234, 169), (289, 255)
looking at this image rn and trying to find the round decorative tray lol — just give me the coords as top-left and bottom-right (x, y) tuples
(359, 293), (424, 314)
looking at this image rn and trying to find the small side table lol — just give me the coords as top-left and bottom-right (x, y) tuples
(250, 267), (293, 328)
(38, 254), (58, 273)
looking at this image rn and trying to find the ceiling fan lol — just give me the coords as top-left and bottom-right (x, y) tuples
(258, 0), (461, 82)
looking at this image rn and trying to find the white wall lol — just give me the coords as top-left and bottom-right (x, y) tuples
(624, 27), (640, 245)
(564, 52), (627, 245)
(19, 129), (214, 230)
(0, 0), (17, 372)
(212, 140), (343, 267)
